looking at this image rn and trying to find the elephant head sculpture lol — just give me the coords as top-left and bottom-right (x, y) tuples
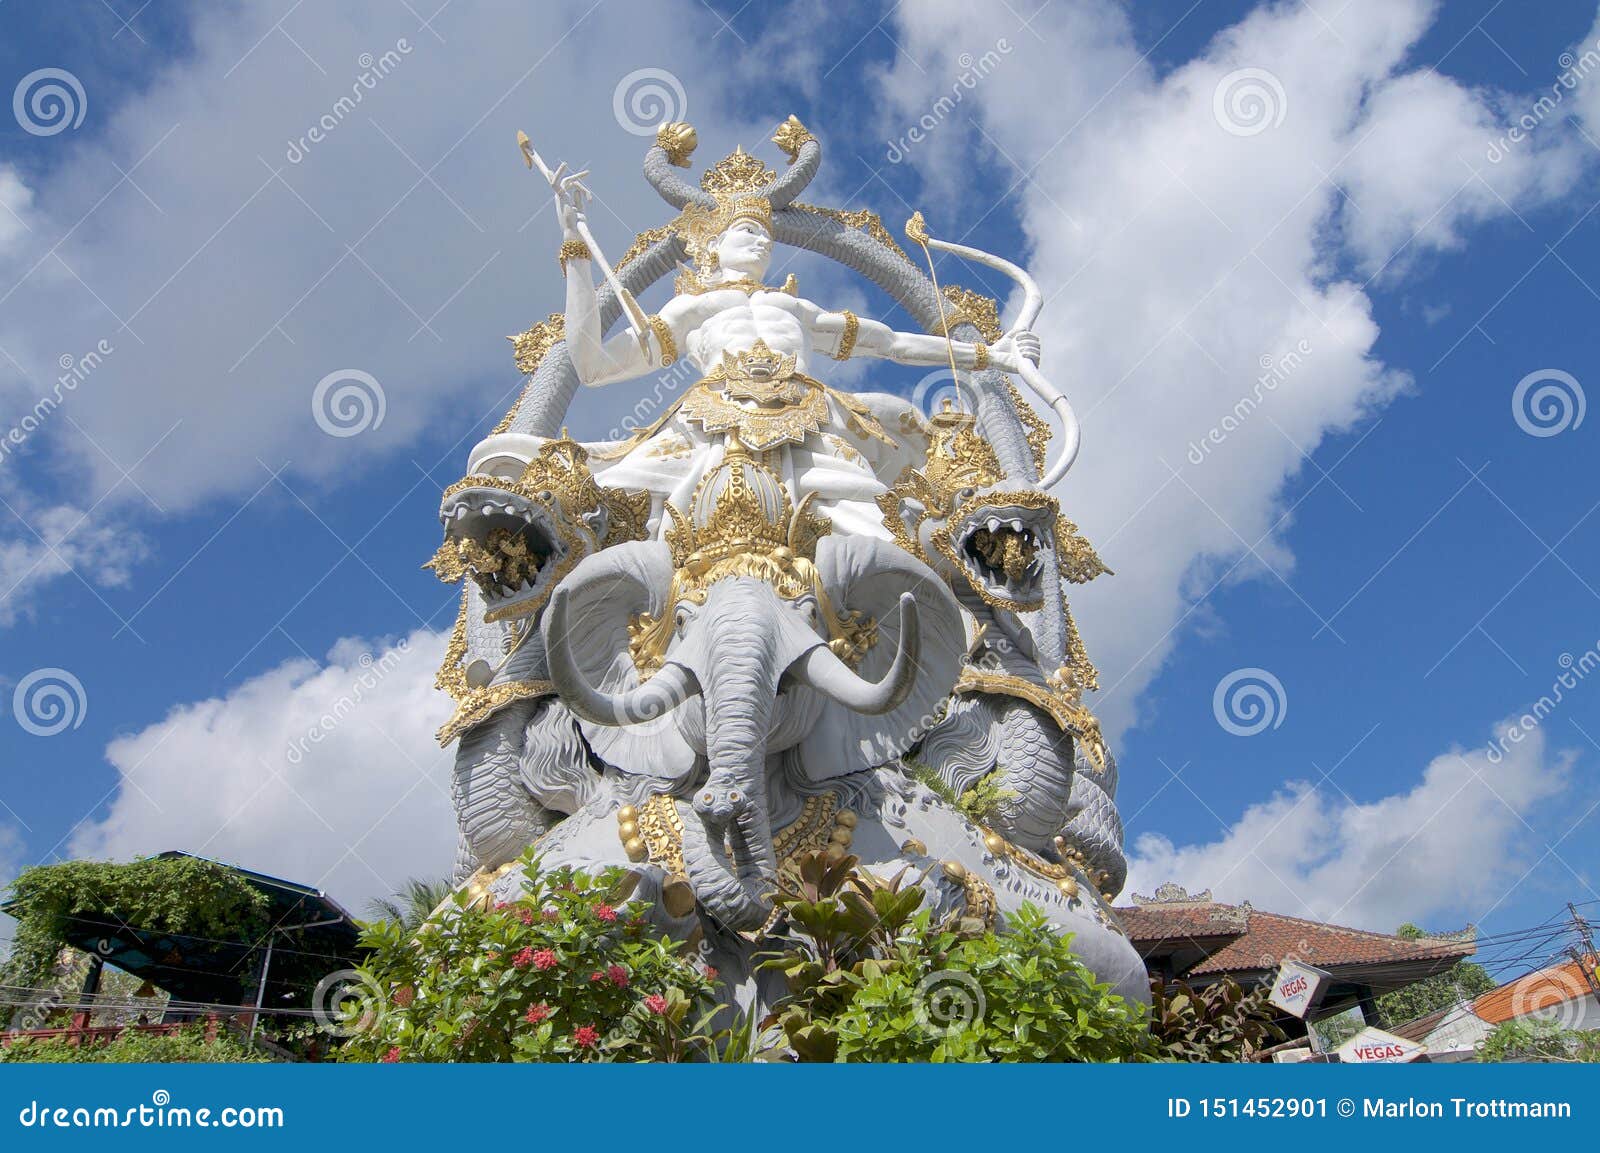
(542, 445), (965, 931)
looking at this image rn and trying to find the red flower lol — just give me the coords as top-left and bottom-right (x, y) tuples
(608, 965), (629, 988)
(644, 993), (669, 1016)
(381, 1047), (401, 1063)
(703, 966), (718, 980)
(493, 900), (509, 911)
(541, 906), (560, 922)
(532, 948), (558, 971)
(512, 947), (535, 969)
(392, 984), (414, 1008)
(573, 1025), (600, 1048)
(593, 903), (618, 923)
(518, 907), (534, 925)
(590, 970), (605, 983)
(524, 1003), (551, 1025)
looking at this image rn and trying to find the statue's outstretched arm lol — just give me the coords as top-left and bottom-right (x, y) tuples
(814, 310), (1034, 375)
(546, 162), (669, 387)
(563, 252), (673, 386)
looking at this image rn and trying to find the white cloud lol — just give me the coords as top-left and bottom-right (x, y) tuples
(1124, 722), (1573, 930)
(877, 0), (1598, 741)
(0, 496), (147, 626)
(69, 628), (454, 914)
(0, 167), (33, 256)
(0, 1), (766, 582)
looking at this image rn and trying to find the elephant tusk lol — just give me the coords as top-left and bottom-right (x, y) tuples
(545, 591), (699, 725)
(790, 593), (920, 715)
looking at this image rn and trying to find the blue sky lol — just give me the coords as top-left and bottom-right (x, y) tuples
(1, 0), (1598, 976)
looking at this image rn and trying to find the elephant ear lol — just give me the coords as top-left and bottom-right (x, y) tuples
(801, 536), (965, 774)
(545, 541), (698, 783)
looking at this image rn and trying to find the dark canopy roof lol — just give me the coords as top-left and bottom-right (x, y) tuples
(4, 851), (364, 1009)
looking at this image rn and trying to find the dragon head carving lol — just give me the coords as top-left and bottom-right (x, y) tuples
(878, 403), (1109, 614)
(427, 433), (650, 622)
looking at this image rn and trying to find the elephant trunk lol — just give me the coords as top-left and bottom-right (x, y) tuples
(680, 617), (782, 933)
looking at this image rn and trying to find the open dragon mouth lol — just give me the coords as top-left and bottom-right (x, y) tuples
(430, 483), (570, 621)
(943, 494), (1058, 612)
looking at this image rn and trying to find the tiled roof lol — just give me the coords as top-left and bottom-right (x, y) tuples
(1113, 901), (1248, 943)
(1193, 910), (1473, 975)
(1114, 900), (1475, 977)
(1472, 955), (1597, 1025)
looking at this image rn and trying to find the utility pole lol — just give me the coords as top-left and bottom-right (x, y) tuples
(1566, 903), (1600, 999)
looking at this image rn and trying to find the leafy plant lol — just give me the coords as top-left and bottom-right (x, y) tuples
(755, 851), (1152, 1062)
(338, 851), (720, 1063)
(1477, 1019), (1600, 1063)
(364, 876), (454, 931)
(0, 1024), (267, 1064)
(1146, 976), (1284, 1062)
(1, 857), (271, 1028)
(1375, 923), (1494, 1027)
(902, 763), (1016, 825)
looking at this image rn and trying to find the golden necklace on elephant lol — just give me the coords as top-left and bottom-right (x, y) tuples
(557, 188), (1040, 542)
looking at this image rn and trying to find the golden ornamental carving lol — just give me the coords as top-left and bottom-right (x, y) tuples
(771, 114), (814, 164)
(956, 664), (1108, 774)
(791, 203), (912, 265)
(1056, 513), (1111, 585)
(646, 314), (677, 366)
(507, 311), (566, 379)
(435, 586), (472, 702)
(1005, 379), (1052, 477)
(980, 825), (1071, 884)
(557, 238), (591, 272)
(935, 285), (1004, 342)
(627, 439), (874, 676)
(615, 224), (680, 273)
(426, 434), (650, 623)
(637, 794), (688, 877)
(436, 679), (557, 746)
(656, 121), (698, 168)
(699, 146), (776, 195)
(632, 791), (852, 910)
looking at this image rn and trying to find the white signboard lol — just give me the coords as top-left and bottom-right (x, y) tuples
(1337, 1026), (1427, 1064)
(1268, 959), (1332, 1019)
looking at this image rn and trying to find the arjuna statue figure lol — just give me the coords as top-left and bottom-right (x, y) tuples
(425, 115), (1145, 1006)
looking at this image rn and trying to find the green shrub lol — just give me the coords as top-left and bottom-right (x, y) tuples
(1477, 1019), (1600, 1063)
(1, 857), (270, 1028)
(756, 852), (1152, 1062)
(0, 1024), (267, 1064)
(338, 853), (720, 1063)
(1147, 976), (1284, 1062)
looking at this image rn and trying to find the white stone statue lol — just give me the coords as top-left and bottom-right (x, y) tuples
(426, 117), (1144, 1010)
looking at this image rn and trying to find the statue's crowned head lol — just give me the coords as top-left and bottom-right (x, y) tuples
(681, 193), (773, 281)
(678, 146), (779, 284)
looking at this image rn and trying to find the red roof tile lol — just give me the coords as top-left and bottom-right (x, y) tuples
(1113, 900), (1475, 978)
(1472, 955), (1597, 1025)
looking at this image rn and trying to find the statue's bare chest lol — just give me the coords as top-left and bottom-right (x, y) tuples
(685, 296), (811, 369)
